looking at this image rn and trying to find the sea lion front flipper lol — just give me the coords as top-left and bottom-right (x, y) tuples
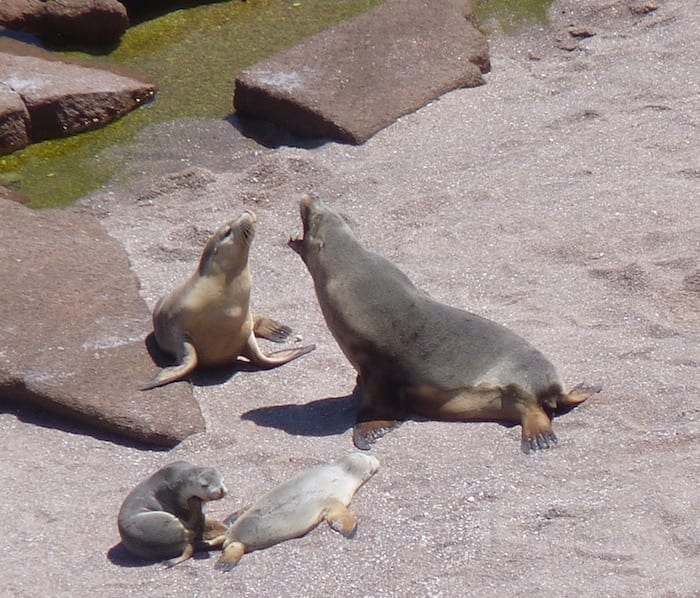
(140, 341), (198, 390)
(253, 315), (293, 343)
(200, 516), (228, 548)
(353, 419), (401, 450)
(242, 332), (315, 369)
(215, 542), (245, 572)
(352, 372), (403, 449)
(324, 500), (358, 537)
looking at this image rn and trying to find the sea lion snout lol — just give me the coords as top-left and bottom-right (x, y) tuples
(288, 193), (318, 256)
(208, 482), (227, 500)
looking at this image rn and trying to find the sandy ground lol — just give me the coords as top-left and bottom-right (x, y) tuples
(1, 1), (698, 596)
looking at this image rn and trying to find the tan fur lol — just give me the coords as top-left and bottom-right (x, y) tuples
(215, 454), (379, 572)
(142, 211), (315, 389)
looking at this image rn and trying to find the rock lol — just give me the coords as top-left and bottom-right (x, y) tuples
(0, 0), (129, 44)
(0, 84), (29, 154)
(0, 184), (29, 204)
(233, 0), (490, 144)
(0, 39), (156, 154)
(0, 198), (204, 447)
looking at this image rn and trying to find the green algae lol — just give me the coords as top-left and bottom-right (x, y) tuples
(1, 0), (552, 209)
(474, 0), (553, 34)
(1, 0), (381, 209)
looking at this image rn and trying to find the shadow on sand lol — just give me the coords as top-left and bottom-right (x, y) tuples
(241, 392), (360, 437)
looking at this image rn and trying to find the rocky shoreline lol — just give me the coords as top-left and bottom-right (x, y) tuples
(0, 0), (697, 595)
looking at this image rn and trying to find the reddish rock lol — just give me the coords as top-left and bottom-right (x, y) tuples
(0, 198), (204, 447)
(0, 39), (156, 153)
(0, 0), (129, 44)
(0, 184), (29, 204)
(0, 84), (29, 153)
(233, 0), (490, 144)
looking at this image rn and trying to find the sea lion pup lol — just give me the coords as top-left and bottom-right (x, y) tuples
(142, 210), (315, 389)
(117, 461), (228, 566)
(215, 453), (380, 571)
(288, 193), (600, 453)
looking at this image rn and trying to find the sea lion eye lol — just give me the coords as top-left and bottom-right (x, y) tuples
(222, 227), (233, 240)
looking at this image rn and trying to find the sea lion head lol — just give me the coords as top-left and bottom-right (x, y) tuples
(337, 453), (381, 483)
(199, 211), (257, 277)
(190, 466), (228, 501)
(287, 193), (348, 262)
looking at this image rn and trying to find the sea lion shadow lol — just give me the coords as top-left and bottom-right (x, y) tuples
(107, 543), (149, 568)
(241, 393), (360, 437)
(106, 542), (218, 568)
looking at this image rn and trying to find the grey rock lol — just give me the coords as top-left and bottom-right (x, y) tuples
(0, 198), (204, 446)
(233, 0), (490, 144)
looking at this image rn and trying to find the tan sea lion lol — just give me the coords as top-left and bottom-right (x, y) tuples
(215, 453), (380, 571)
(142, 210), (315, 389)
(117, 461), (228, 566)
(288, 193), (600, 453)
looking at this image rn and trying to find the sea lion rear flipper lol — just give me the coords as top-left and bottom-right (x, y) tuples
(324, 500), (358, 537)
(520, 405), (558, 454)
(215, 542), (245, 572)
(164, 542), (195, 568)
(242, 333), (316, 369)
(558, 383), (602, 407)
(140, 342), (198, 390)
(253, 316), (293, 343)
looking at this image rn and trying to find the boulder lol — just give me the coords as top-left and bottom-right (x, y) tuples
(233, 0), (490, 144)
(0, 83), (29, 154)
(0, 39), (156, 154)
(0, 0), (129, 44)
(0, 198), (204, 447)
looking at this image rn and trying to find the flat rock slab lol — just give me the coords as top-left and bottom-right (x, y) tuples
(0, 0), (129, 43)
(0, 38), (155, 154)
(234, 0), (490, 144)
(0, 199), (203, 446)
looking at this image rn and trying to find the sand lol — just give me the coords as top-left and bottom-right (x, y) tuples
(1, 0), (698, 596)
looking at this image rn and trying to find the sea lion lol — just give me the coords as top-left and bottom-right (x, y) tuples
(215, 453), (380, 571)
(117, 461), (228, 566)
(142, 210), (315, 389)
(288, 193), (600, 453)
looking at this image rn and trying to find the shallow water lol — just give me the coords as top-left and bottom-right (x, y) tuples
(0, 0), (552, 209)
(0, 0), (381, 208)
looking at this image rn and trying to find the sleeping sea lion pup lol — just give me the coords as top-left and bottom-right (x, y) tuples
(215, 453), (380, 571)
(288, 193), (600, 453)
(117, 461), (228, 566)
(142, 210), (315, 389)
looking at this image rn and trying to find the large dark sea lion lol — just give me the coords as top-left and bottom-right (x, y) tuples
(142, 210), (315, 389)
(288, 194), (599, 453)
